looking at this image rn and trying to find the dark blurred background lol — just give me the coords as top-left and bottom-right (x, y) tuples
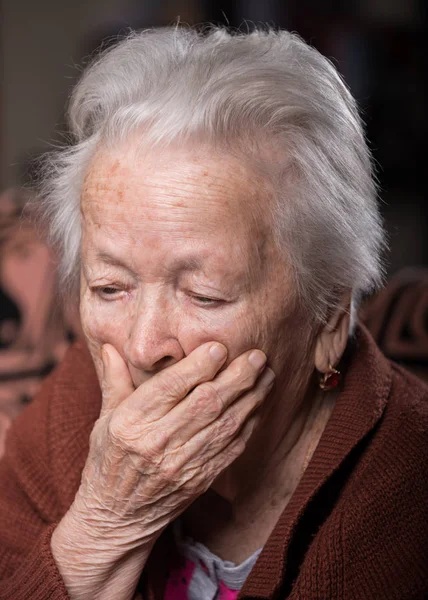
(0, 0), (427, 445)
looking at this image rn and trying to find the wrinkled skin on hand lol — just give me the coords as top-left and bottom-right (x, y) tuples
(52, 339), (273, 600)
(77, 341), (274, 544)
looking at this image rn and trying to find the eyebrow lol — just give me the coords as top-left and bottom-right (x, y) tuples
(95, 251), (205, 274)
(170, 256), (204, 272)
(95, 251), (134, 272)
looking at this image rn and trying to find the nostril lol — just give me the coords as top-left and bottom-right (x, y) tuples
(153, 355), (176, 372)
(125, 333), (185, 373)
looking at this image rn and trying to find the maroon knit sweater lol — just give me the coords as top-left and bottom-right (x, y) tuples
(0, 326), (427, 600)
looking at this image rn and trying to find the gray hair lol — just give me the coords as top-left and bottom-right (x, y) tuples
(37, 26), (385, 324)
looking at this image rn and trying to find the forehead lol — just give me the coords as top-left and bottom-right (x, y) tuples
(81, 142), (271, 232)
(80, 143), (281, 283)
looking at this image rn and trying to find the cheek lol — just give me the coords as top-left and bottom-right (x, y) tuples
(79, 291), (134, 365)
(177, 305), (261, 364)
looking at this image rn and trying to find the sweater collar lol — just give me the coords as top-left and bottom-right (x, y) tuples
(238, 325), (392, 599)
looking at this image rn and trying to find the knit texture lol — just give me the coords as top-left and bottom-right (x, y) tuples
(0, 327), (427, 599)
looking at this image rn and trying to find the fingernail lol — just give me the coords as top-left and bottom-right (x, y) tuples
(210, 343), (227, 361)
(248, 350), (267, 369)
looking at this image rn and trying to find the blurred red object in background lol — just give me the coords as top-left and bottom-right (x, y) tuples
(0, 187), (81, 445)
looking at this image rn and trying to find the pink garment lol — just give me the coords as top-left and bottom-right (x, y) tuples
(164, 558), (196, 600)
(164, 557), (239, 600)
(218, 581), (239, 600)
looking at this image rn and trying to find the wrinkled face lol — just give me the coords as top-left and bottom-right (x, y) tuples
(80, 142), (314, 397)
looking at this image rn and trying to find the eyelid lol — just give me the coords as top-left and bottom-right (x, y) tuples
(193, 295), (219, 304)
(189, 292), (227, 307)
(91, 285), (126, 300)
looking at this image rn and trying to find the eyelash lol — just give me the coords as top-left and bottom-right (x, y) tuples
(93, 286), (124, 299)
(93, 287), (223, 308)
(191, 295), (221, 306)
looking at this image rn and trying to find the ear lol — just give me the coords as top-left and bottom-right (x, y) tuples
(314, 292), (352, 374)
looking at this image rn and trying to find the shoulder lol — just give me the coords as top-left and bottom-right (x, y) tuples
(348, 325), (428, 460)
(378, 359), (428, 463)
(344, 350), (428, 508)
(4, 339), (101, 512)
(340, 359), (428, 597)
(388, 359), (428, 418)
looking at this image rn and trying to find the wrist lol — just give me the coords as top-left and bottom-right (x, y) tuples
(51, 505), (154, 600)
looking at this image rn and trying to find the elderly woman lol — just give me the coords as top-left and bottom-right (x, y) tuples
(0, 27), (427, 600)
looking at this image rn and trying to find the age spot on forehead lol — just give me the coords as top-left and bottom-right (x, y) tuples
(110, 159), (120, 174)
(81, 155), (134, 211)
(80, 142), (277, 250)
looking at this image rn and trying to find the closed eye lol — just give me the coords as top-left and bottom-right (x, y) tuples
(191, 295), (224, 307)
(92, 286), (124, 299)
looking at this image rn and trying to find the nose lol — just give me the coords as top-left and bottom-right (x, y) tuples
(123, 294), (185, 374)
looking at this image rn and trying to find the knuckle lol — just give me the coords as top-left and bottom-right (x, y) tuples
(100, 380), (111, 401)
(187, 390), (210, 419)
(154, 371), (190, 403)
(225, 438), (247, 463)
(252, 388), (266, 407)
(219, 411), (240, 437)
(107, 417), (142, 456)
(137, 443), (163, 470)
(231, 363), (245, 381)
(232, 438), (247, 457)
(191, 382), (225, 418)
(157, 370), (188, 400)
(139, 428), (169, 460)
(149, 426), (170, 449)
(107, 415), (127, 447)
(230, 363), (255, 390)
(158, 458), (181, 484)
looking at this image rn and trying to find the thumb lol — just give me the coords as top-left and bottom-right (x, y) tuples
(100, 344), (134, 413)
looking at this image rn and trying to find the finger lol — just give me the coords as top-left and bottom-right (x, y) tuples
(100, 343), (135, 414)
(160, 350), (269, 443)
(175, 366), (274, 460)
(127, 342), (228, 420)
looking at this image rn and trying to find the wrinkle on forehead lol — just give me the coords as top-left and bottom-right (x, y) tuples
(82, 141), (268, 207)
(80, 141), (283, 284)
